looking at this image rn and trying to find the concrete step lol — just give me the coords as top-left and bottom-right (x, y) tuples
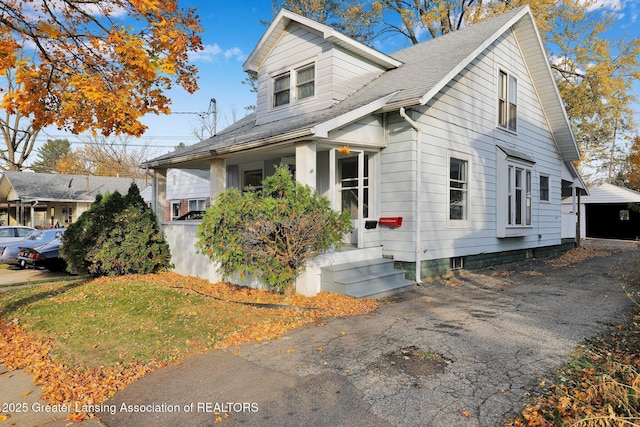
(321, 258), (415, 299)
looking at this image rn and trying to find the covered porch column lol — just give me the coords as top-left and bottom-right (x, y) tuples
(154, 168), (167, 225)
(295, 141), (317, 189)
(209, 158), (226, 199)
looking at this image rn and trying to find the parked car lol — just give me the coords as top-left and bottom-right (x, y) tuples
(17, 236), (66, 271)
(0, 228), (65, 266)
(0, 226), (36, 243)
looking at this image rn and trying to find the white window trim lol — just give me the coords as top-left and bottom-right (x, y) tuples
(170, 201), (181, 220)
(497, 67), (518, 133)
(270, 60), (316, 110)
(539, 174), (550, 203)
(506, 164), (532, 228)
(239, 161), (264, 191)
(496, 147), (535, 238)
(447, 151), (471, 228)
(188, 198), (207, 211)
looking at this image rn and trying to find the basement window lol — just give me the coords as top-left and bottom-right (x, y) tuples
(450, 257), (464, 270)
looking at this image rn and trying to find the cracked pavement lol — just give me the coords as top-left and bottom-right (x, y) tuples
(78, 240), (640, 426)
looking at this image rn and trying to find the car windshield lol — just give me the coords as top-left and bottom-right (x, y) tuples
(25, 231), (45, 241)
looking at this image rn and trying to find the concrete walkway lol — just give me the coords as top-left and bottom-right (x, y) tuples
(1, 239), (638, 426)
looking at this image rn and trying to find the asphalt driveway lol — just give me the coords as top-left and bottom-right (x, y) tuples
(98, 240), (638, 427)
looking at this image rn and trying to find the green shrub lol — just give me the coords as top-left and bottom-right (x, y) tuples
(196, 166), (351, 294)
(61, 183), (172, 276)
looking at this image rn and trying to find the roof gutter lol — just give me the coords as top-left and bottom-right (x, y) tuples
(399, 106), (422, 284)
(141, 129), (315, 169)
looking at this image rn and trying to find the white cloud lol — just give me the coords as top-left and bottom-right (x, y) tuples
(189, 44), (245, 63)
(579, 0), (623, 11)
(189, 44), (222, 62)
(224, 47), (246, 61)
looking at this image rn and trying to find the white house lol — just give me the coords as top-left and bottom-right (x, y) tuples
(142, 6), (584, 297)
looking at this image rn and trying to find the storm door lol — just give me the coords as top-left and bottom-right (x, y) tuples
(337, 151), (368, 247)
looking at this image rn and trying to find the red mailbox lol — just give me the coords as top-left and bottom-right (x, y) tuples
(378, 217), (403, 227)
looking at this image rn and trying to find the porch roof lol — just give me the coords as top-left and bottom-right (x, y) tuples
(0, 172), (148, 203)
(142, 5), (579, 169)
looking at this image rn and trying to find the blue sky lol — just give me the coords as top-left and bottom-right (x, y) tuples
(36, 0), (640, 160)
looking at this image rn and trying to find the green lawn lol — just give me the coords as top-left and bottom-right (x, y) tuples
(0, 276), (315, 368)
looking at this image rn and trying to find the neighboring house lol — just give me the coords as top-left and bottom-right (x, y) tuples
(140, 169), (211, 220)
(563, 182), (640, 240)
(142, 6), (585, 297)
(166, 169), (211, 220)
(0, 172), (148, 228)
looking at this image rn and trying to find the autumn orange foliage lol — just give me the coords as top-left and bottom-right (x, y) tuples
(0, 321), (159, 421)
(0, 0), (203, 136)
(0, 272), (377, 420)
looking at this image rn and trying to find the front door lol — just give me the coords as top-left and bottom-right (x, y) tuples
(338, 151), (368, 247)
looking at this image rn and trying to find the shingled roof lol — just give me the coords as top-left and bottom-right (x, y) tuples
(0, 172), (148, 203)
(142, 5), (578, 169)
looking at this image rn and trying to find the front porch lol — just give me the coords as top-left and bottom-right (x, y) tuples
(161, 222), (415, 298)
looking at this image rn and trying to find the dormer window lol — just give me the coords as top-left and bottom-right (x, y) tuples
(296, 65), (315, 100)
(272, 63), (315, 108)
(273, 72), (291, 107)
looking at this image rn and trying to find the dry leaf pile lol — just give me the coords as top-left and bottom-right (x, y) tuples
(548, 246), (612, 268)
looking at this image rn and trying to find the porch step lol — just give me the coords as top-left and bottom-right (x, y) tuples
(321, 258), (415, 299)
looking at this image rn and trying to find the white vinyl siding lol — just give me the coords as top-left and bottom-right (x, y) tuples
(166, 169), (210, 200)
(255, 23), (386, 125)
(379, 30), (564, 262)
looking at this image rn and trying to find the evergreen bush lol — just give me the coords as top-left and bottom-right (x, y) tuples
(196, 166), (351, 294)
(61, 183), (172, 276)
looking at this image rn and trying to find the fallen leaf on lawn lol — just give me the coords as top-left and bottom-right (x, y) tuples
(492, 271), (512, 277)
(522, 271), (542, 276)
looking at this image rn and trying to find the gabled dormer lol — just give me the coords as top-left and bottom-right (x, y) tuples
(243, 9), (402, 126)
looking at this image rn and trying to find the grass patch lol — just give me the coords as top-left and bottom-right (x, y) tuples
(1, 273), (376, 368)
(0, 272), (377, 417)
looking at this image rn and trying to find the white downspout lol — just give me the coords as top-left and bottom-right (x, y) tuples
(399, 107), (422, 283)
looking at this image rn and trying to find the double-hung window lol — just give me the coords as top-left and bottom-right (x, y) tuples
(507, 165), (531, 226)
(272, 63), (315, 108)
(539, 175), (550, 202)
(498, 69), (517, 132)
(296, 65), (315, 100)
(449, 155), (469, 225)
(273, 72), (291, 107)
(497, 147), (535, 237)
